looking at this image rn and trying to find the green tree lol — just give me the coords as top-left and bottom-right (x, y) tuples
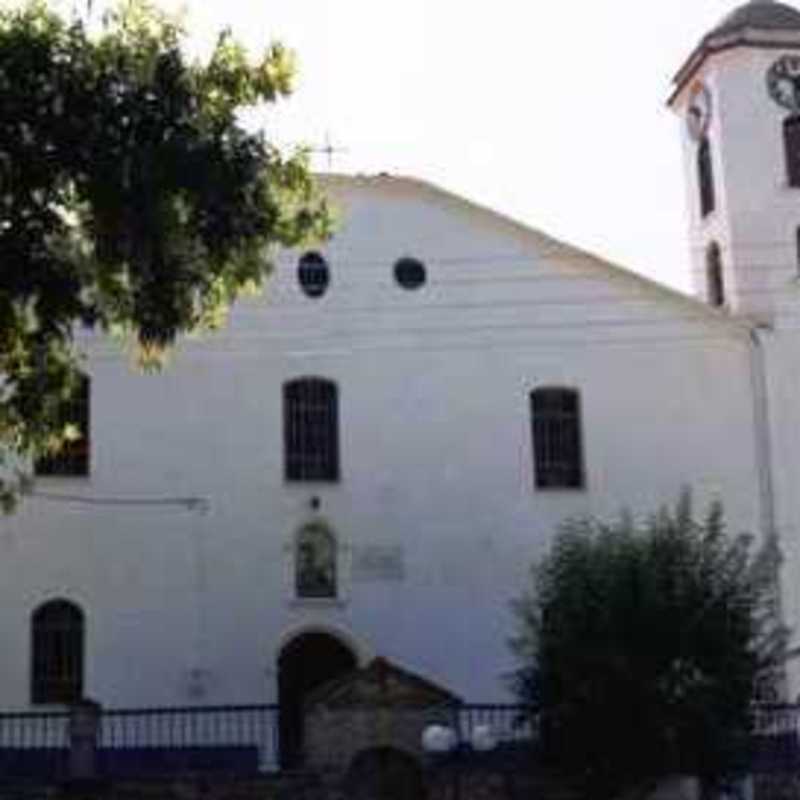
(511, 494), (788, 800)
(0, 0), (333, 509)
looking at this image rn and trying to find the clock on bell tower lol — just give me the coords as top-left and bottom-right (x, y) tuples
(669, 0), (800, 325)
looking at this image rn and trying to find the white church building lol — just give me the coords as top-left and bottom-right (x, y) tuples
(3, 0), (800, 760)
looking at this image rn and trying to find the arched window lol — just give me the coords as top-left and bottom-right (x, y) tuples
(706, 242), (725, 308)
(530, 388), (585, 490)
(283, 378), (340, 482)
(785, 116), (800, 187)
(31, 600), (84, 704)
(295, 524), (337, 599)
(697, 137), (715, 217)
(297, 252), (330, 298)
(35, 373), (90, 477)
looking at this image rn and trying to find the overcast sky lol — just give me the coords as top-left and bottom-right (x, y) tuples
(70, 0), (750, 291)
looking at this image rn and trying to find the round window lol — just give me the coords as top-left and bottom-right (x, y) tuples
(394, 257), (426, 290)
(298, 252), (330, 298)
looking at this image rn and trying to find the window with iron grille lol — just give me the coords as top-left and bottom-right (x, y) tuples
(697, 137), (715, 217)
(35, 374), (90, 477)
(284, 378), (339, 482)
(706, 242), (725, 308)
(530, 388), (585, 490)
(785, 117), (800, 188)
(31, 600), (84, 705)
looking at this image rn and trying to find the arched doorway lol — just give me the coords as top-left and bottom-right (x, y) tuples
(277, 631), (357, 768)
(345, 747), (426, 800)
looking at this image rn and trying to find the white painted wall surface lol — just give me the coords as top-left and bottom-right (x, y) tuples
(0, 176), (766, 708)
(675, 45), (800, 325)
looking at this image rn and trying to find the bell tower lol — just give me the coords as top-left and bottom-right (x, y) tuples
(669, 0), (800, 325)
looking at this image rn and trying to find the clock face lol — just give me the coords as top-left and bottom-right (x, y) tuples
(767, 55), (800, 111)
(686, 83), (712, 141)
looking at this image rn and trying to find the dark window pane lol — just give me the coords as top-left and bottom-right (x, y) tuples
(531, 388), (585, 490)
(35, 375), (90, 477)
(698, 137), (715, 217)
(31, 600), (84, 704)
(785, 117), (800, 188)
(796, 227), (800, 275)
(284, 378), (340, 482)
(394, 257), (426, 290)
(298, 252), (330, 298)
(706, 242), (725, 307)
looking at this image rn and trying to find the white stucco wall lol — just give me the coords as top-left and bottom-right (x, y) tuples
(0, 176), (766, 708)
(675, 46), (800, 325)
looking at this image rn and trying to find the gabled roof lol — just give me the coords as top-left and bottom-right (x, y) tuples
(305, 657), (460, 710)
(319, 172), (753, 337)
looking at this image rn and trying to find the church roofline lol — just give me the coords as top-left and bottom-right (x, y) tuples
(668, 30), (800, 107)
(317, 172), (756, 337)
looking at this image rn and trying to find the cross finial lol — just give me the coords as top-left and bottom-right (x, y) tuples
(312, 132), (347, 171)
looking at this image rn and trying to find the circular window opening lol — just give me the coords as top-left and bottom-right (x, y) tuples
(298, 252), (330, 298)
(394, 257), (426, 290)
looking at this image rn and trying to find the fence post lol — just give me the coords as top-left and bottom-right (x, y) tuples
(69, 699), (100, 781)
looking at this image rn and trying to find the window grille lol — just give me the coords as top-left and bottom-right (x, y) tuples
(31, 600), (84, 705)
(35, 374), (90, 477)
(284, 378), (340, 482)
(785, 116), (800, 188)
(698, 137), (715, 217)
(530, 388), (585, 490)
(706, 242), (725, 307)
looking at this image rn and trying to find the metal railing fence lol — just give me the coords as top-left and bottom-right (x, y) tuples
(99, 704), (280, 773)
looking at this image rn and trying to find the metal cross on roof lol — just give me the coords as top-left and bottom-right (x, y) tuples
(312, 132), (348, 171)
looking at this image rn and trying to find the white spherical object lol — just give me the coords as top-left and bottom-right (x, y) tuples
(421, 724), (456, 753)
(470, 724), (497, 752)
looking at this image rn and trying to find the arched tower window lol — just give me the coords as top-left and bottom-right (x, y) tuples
(31, 600), (84, 704)
(295, 524), (337, 599)
(706, 242), (725, 308)
(530, 387), (585, 490)
(283, 378), (340, 482)
(784, 116), (800, 187)
(697, 137), (716, 217)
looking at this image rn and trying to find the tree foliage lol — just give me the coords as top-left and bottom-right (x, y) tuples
(511, 494), (789, 799)
(0, 0), (333, 508)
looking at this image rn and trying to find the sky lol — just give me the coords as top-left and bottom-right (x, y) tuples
(59, 0), (749, 292)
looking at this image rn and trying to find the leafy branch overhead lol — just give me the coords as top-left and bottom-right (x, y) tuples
(0, 0), (334, 505)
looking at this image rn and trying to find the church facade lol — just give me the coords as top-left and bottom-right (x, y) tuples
(1, 0), (800, 734)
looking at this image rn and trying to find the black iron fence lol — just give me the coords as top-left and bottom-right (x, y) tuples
(99, 704), (281, 775)
(1, 702), (799, 781)
(452, 704), (534, 745)
(753, 703), (800, 773)
(0, 709), (70, 780)
(0, 704), (281, 780)
(0, 702), (533, 781)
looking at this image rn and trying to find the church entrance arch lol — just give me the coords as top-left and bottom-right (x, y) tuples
(277, 631), (357, 768)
